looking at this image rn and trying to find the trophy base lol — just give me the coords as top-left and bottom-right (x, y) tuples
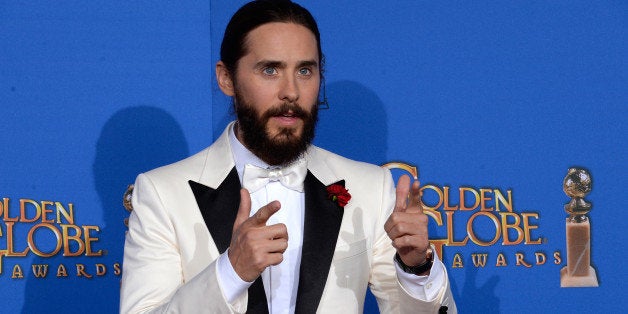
(560, 266), (599, 287)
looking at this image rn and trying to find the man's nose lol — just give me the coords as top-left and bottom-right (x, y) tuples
(279, 75), (299, 103)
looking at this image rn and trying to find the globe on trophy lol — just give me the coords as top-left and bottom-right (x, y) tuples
(123, 184), (134, 227)
(560, 168), (599, 287)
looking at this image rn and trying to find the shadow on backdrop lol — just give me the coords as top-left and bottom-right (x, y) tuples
(315, 80), (388, 166)
(453, 256), (501, 313)
(21, 106), (189, 314)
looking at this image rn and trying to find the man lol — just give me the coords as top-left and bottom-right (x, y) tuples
(120, 1), (456, 313)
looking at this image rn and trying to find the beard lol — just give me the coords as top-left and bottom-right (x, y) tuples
(234, 93), (318, 166)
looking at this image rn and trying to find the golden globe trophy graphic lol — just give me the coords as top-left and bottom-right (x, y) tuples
(560, 168), (599, 287)
(123, 184), (134, 227)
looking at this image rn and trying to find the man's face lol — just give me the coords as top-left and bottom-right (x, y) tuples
(230, 22), (321, 165)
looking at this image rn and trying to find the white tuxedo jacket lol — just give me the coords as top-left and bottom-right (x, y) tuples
(120, 124), (456, 313)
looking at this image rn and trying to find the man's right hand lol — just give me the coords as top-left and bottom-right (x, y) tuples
(228, 188), (288, 282)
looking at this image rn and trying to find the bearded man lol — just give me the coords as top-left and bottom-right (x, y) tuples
(120, 1), (456, 313)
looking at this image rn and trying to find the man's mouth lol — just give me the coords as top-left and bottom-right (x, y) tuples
(263, 103), (308, 124)
(279, 111), (295, 118)
(271, 111), (302, 126)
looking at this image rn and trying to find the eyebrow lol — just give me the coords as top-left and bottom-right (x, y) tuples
(298, 60), (319, 69)
(255, 59), (319, 70)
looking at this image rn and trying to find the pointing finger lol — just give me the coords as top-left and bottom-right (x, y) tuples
(250, 200), (281, 226)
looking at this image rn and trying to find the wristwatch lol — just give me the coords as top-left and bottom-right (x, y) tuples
(395, 249), (433, 275)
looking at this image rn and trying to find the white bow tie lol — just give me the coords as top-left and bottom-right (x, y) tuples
(242, 160), (307, 193)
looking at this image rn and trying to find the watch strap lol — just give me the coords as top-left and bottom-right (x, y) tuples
(395, 250), (433, 275)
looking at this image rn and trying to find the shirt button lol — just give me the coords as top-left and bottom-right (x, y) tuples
(426, 282), (433, 290)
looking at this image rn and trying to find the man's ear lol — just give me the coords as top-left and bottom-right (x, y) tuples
(216, 61), (235, 96)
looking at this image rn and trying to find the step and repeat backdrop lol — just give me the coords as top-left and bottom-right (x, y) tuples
(2, 1), (625, 313)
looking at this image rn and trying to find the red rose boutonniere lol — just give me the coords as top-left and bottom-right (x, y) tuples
(326, 182), (351, 207)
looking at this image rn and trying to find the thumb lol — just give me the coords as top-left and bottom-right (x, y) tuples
(233, 188), (252, 233)
(411, 179), (424, 212)
(394, 174), (411, 212)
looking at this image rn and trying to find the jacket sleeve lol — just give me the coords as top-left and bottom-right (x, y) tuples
(119, 173), (247, 314)
(368, 168), (457, 314)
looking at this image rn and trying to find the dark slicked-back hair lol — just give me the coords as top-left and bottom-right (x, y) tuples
(220, 0), (323, 76)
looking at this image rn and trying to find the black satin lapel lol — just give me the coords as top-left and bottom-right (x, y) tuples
(188, 168), (269, 313)
(295, 174), (345, 314)
(188, 168), (240, 253)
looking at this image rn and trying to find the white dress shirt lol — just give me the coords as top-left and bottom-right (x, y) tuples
(216, 124), (447, 313)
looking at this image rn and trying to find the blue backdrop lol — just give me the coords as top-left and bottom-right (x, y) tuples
(1, 1), (626, 313)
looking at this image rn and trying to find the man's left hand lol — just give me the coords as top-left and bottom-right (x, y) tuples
(384, 174), (430, 272)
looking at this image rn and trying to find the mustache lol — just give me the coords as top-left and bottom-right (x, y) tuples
(261, 103), (310, 120)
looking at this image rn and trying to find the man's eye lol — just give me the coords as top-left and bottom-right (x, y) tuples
(263, 67), (277, 75)
(298, 68), (311, 75)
